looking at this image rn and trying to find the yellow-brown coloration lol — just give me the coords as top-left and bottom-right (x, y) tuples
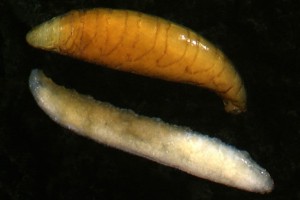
(26, 8), (246, 113)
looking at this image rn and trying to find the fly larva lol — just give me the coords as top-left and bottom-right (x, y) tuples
(26, 8), (247, 114)
(29, 69), (273, 193)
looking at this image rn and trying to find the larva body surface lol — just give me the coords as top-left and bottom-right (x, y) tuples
(29, 69), (273, 193)
(26, 8), (246, 114)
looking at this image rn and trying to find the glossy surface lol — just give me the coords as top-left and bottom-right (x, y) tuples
(26, 8), (247, 113)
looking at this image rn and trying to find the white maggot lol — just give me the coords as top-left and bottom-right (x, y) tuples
(29, 69), (273, 193)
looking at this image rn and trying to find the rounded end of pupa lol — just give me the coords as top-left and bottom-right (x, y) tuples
(26, 17), (61, 51)
(223, 100), (247, 114)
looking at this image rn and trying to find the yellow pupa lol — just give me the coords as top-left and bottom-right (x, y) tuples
(26, 8), (247, 114)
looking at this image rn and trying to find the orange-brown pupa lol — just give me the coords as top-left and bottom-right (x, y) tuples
(26, 8), (247, 114)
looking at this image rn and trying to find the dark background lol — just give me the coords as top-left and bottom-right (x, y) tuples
(1, 0), (299, 199)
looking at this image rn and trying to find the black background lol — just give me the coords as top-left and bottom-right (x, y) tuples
(1, 0), (299, 199)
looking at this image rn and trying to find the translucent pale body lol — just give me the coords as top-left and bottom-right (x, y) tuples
(29, 70), (273, 193)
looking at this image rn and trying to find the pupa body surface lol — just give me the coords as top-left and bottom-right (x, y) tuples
(27, 8), (247, 113)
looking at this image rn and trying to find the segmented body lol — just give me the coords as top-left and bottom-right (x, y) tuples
(26, 8), (247, 113)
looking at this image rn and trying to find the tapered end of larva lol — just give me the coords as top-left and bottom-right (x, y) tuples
(29, 69), (58, 114)
(254, 170), (274, 194)
(26, 17), (61, 50)
(239, 160), (274, 194)
(29, 69), (46, 103)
